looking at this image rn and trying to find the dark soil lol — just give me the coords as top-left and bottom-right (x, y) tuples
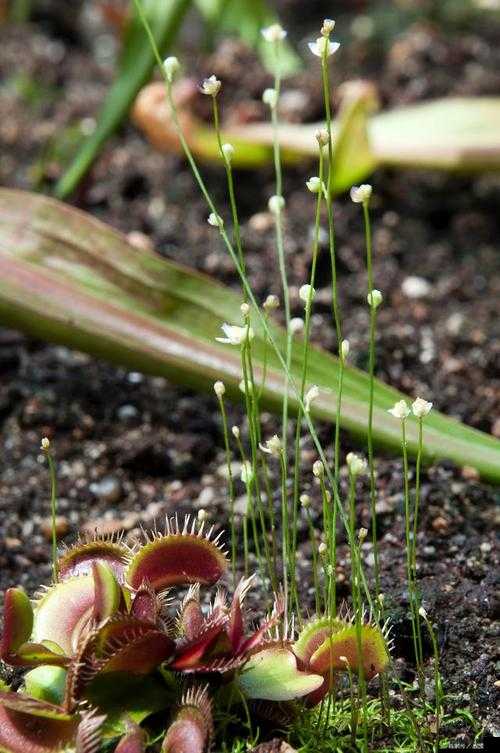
(0, 0), (499, 747)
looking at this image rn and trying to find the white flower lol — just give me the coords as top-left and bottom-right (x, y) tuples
(240, 302), (250, 317)
(216, 323), (254, 345)
(207, 212), (223, 227)
(418, 606), (427, 620)
(41, 437), (50, 451)
(321, 18), (336, 36)
(268, 195), (285, 215)
(300, 493), (311, 509)
(341, 339), (350, 362)
(197, 508), (208, 522)
(240, 461), (254, 485)
(261, 23), (287, 42)
(200, 75), (221, 96)
(222, 143), (234, 162)
(259, 434), (282, 457)
(308, 36), (340, 58)
(263, 294), (279, 311)
(346, 452), (367, 477)
(358, 527), (368, 542)
(350, 184), (373, 203)
(231, 425), (240, 439)
(262, 88), (278, 109)
(315, 128), (330, 146)
(367, 289), (383, 308)
(388, 399), (410, 420)
(213, 380), (225, 398)
(412, 397), (433, 418)
(306, 176), (322, 194)
(313, 460), (324, 478)
(299, 283), (316, 305)
(318, 542), (327, 555)
(304, 385), (320, 412)
(163, 56), (180, 83)
(289, 317), (304, 335)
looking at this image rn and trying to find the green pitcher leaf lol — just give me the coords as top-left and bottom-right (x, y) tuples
(0, 189), (498, 481)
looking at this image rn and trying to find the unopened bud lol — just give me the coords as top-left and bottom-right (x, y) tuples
(213, 380), (225, 398)
(41, 437), (50, 451)
(313, 460), (324, 478)
(263, 294), (279, 311)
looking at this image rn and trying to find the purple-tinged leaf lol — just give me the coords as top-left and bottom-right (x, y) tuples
(32, 576), (95, 655)
(92, 561), (121, 624)
(126, 519), (228, 592)
(178, 585), (204, 640)
(115, 721), (147, 753)
(131, 582), (159, 624)
(75, 709), (106, 753)
(0, 690), (77, 753)
(93, 616), (174, 675)
(162, 686), (212, 753)
(57, 535), (131, 582)
(238, 595), (284, 655)
(0, 588), (33, 662)
(227, 576), (254, 652)
(171, 614), (228, 671)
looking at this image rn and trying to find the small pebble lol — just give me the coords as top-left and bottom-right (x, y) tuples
(89, 476), (122, 505)
(41, 516), (69, 541)
(402, 275), (431, 298)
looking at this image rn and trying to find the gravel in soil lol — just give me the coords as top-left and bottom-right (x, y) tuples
(0, 1), (499, 745)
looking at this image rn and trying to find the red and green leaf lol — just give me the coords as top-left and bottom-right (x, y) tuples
(162, 686), (212, 753)
(0, 690), (77, 753)
(0, 190), (498, 480)
(309, 623), (390, 681)
(57, 536), (131, 582)
(32, 576), (96, 655)
(92, 562), (122, 624)
(125, 519), (228, 592)
(238, 645), (324, 702)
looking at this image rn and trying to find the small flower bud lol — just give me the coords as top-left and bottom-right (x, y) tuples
(418, 606), (427, 620)
(304, 384), (320, 413)
(263, 294), (279, 311)
(378, 593), (385, 605)
(213, 380), (225, 398)
(289, 317), (304, 335)
(346, 452), (367, 477)
(300, 493), (311, 509)
(358, 527), (368, 542)
(412, 397), (433, 418)
(240, 302), (250, 317)
(240, 460), (254, 485)
(321, 18), (336, 36)
(222, 143), (234, 162)
(388, 399), (410, 420)
(231, 425), (240, 439)
(207, 212), (223, 227)
(163, 56), (180, 83)
(268, 195), (285, 215)
(318, 542), (328, 555)
(313, 460), (324, 478)
(306, 176), (322, 194)
(367, 289), (383, 308)
(261, 23), (287, 42)
(262, 88), (278, 109)
(350, 184), (373, 204)
(259, 434), (282, 457)
(299, 283), (316, 305)
(41, 437), (50, 451)
(197, 509), (208, 522)
(341, 339), (350, 361)
(200, 75), (221, 96)
(315, 128), (329, 146)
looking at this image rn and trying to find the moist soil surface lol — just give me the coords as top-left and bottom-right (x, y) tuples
(0, 1), (499, 748)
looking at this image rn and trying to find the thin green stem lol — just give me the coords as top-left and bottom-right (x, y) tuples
(402, 419), (421, 682)
(217, 392), (236, 584)
(43, 446), (58, 582)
